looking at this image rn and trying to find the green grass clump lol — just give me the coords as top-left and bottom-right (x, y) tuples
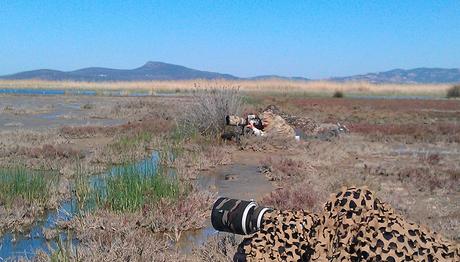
(0, 166), (58, 207)
(78, 160), (180, 213)
(104, 168), (178, 212)
(73, 162), (96, 214)
(447, 85), (460, 98)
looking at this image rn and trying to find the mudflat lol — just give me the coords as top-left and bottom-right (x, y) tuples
(0, 91), (459, 260)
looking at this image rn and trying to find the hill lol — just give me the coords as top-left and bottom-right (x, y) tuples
(0, 61), (238, 81)
(1, 63), (459, 84)
(330, 68), (460, 84)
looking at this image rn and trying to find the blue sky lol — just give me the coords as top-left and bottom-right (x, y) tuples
(1, 1), (459, 78)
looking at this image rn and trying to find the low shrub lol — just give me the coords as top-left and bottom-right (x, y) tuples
(180, 87), (243, 137)
(20, 144), (84, 159)
(446, 85), (460, 98)
(192, 234), (239, 262)
(261, 180), (321, 211)
(140, 189), (215, 241)
(333, 90), (344, 98)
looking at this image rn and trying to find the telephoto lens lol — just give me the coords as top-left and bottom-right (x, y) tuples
(226, 115), (247, 126)
(211, 197), (272, 235)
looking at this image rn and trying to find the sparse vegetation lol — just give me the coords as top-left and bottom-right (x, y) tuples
(109, 131), (153, 153)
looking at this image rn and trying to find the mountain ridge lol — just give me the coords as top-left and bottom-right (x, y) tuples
(330, 67), (460, 84)
(0, 61), (238, 81)
(1, 62), (459, 84)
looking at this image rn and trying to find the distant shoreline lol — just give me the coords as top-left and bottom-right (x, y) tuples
(0, 79), (453, 98)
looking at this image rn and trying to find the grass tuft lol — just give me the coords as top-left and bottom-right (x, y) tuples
(103, 166), (179, 212)
(0, 166), (58, 207)
(74, 159), (180, 213)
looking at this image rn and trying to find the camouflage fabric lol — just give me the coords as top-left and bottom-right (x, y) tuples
(263, 105), (348, 139)
(259, 111), (296, 139)
(235, 187), (459, 261)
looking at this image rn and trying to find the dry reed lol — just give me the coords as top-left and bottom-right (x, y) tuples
(0, 79), (451, 96)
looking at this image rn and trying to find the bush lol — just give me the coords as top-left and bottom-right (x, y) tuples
(181, 87), (243, 137)
(333, 90), (344, 98)
(446, 85), (460, 98)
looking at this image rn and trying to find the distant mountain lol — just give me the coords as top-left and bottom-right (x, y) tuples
(0, 61), (238, 81)
(330, 68), (460, 84)
(1, 62), (459, 84)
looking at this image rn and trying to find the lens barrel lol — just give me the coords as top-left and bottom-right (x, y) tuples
(211, 197), (271, 235)
(226, 115), (247, 126)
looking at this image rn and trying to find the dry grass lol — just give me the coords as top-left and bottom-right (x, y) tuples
(139, 189), (215, 242)
(261, 180), (321, 212)
(179, 87), (243, 137)
(260, 156), (316, 182)
(34, 227), (183, 261)
(63, 187), (214, 242)
(0, 79), (451, 96)
(191, 234), (240, 262)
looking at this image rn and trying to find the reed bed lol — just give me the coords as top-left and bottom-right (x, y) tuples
(0, 166), (58, 207)
(0, 79), (451, 96)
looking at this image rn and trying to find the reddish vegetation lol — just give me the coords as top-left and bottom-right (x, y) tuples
(420, 153), (442, 166)
(261, 181), (320, 211)
(290, 98), (460, 112)
(350, 123), (460, 142)
(18, 144), (84, 159)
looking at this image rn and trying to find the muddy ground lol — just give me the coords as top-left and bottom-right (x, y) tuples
(0, 93), (459, 260)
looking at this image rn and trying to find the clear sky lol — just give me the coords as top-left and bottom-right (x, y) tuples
(1, 1), (459, 79)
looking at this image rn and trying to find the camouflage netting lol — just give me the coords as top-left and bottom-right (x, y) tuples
(235, 187), (459, 261)
(263, 105), (348, 140)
